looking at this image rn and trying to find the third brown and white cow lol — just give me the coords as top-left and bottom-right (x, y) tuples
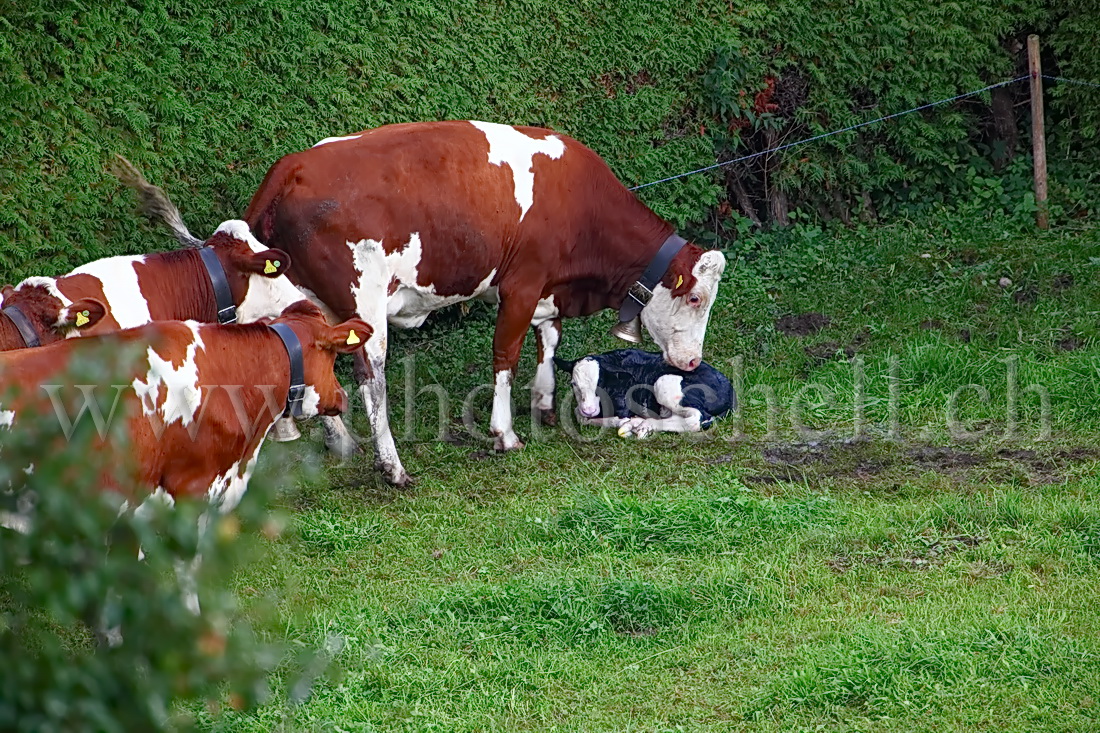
(159, 121), (727, 486)
(0, 301), (370, 617)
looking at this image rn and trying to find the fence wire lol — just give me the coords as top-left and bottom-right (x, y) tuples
(631, 72), (1099, 191)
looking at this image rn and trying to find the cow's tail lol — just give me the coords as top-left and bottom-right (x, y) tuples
(242, 156), (297, 243)
(110, 155), (205, 248)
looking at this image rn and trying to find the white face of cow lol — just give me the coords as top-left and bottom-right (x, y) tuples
(214, 220), (310, 323)
(570, 358), (602, 418)
(640, 250), (726, 371)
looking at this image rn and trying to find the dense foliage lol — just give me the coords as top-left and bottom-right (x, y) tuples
(2, 1), (1098, 282)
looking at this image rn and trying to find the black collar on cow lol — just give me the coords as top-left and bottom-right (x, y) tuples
(1, 305), (41, 348)
(199, 247), (238, 324)
(615, 232), (688, 326)
(268, 323), (306, 418)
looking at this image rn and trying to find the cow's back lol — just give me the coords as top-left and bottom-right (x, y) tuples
(246, 121), (663, 307)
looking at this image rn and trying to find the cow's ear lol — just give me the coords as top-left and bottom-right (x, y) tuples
(244, 249), (292, 279)
(553, 356), (575, 373)
(324, 318), (374, 353)
(57, 298), (107, 331)
(696, 250), (727, 278)
(1, 284), (14, 302)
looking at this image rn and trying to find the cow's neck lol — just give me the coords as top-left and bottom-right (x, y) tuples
(143, 250), (225, 323)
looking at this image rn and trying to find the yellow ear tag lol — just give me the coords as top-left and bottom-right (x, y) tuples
(75, 310), (90, 327)
(264, 259), (279, 274)
(676, 275), (684, 289)
(346, 329), (361, 346)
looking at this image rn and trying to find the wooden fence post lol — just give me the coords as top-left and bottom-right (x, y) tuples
(1028, 34), (1049, 230)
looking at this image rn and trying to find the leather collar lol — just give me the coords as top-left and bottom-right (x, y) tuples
(2, 305), (41, 348)
(199, 247), (238, 324)
(268, 322), (306, 417)
(616, 233), (687, 325)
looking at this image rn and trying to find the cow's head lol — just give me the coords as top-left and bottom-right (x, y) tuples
(0, 283), (107, 350)
(272, 301), (372, 417)
(554, 356), (603, 418)
(205, 220), (307, 323)
(639, 247), (726, 371)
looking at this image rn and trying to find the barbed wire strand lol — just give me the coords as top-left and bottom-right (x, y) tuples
(630, 75), (1031, 191)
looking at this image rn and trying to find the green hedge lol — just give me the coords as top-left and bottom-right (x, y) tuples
(1, 1), (1096, 282)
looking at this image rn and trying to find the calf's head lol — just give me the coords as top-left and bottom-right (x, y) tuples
(273, 301), (372, 417)
(206, 220), (306, 323)
(0, 283), (107, 350)
(554, 356), (603, 418)
(639, 248), (726, 371)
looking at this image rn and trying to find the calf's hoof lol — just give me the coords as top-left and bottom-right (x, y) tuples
(536, 408), (558, 427)
(271, 417), (301, 442)
(618, 417), (654, 439)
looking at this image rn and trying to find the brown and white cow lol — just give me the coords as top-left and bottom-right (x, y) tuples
(0, 219), (305, 351)
(0, 301), (369, 612)
(155, 121), (726, 486)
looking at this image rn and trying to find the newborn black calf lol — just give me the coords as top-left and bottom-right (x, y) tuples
(553, 349), (735, 437)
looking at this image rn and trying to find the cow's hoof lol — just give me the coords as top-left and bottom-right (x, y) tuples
(271, 417), (301, 442)
(378, 462), (415, 489)
(492, 434), (525, 452)
(537, 408), (558, 427)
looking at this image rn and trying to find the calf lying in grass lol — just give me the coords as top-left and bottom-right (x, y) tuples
(554, 349), (735, 437)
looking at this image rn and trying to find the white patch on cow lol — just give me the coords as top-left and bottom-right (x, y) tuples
(213, 220), (308, 323)
(300, 386), (321, 419)
(312, 133), (362, 148)
(469, 121), (565, 221)
(69, 256), (151, 328)
(15, 277), (68, 303)
(131, 322), (205, 426)
(206, 440), (264, 513)
(347, 238), (389, 334)
(531, 295), (558, 326)
(134, 487), (176, 520)
(348, 235), (498, 331)
(640, 250), (727, 371)
(0, 409), (14, 429)
(571, 358), (602, 418)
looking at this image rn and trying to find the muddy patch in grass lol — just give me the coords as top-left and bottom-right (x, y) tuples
(738, 440), (1099, 488)
(775, 312), (831, 336)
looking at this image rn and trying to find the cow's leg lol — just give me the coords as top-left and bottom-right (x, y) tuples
(530, 318), (561, 426)
(618, 375), (703, 437)
(319, 414), (358, 458)
(354, 341), (410, 487)
(490, 291), (541, 452)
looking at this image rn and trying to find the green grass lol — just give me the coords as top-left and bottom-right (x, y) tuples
(194, 215), (1100, 732)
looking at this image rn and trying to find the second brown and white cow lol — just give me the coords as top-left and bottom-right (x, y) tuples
(0, 218), (304, 351)
(154, 121), (726, 486)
